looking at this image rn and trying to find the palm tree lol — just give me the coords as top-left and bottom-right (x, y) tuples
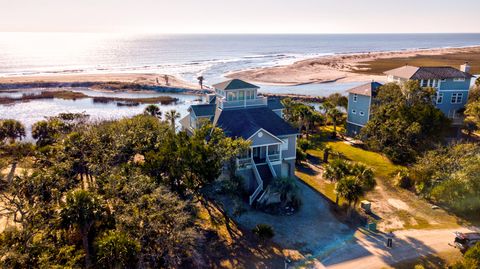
(324, 159), (350, 204)
(60, 190), (104, 268)
(335, 176), (364, 217)
(323, 145), (331, 163)
(350, 163), (376, 191)
(144, 104), (162, 119)
(165, 109), (180, 131)
(326, 107), (343, 139)
(197, 76), (204, 89)
(271, 177), (298, 207)
(297, 105), (313, 136)
(326, 93), (348, 109)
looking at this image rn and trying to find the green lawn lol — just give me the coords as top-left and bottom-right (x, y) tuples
(295, 166), (345, 205)
(300, 131), (460, 230)
(307, 141), (403, 181)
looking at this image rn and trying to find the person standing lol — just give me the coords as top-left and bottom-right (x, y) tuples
(387, 232), (394, 248)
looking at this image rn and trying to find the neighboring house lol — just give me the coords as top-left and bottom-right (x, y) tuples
(180, 79), (298, 205)
(346, 82), (382, 137)
(385, 63), (473, 120)
(346, 63), (473, 137)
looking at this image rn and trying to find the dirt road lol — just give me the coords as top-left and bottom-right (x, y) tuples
(317, 228), (474, 269)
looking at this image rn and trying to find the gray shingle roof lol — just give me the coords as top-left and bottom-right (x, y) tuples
(212, 79), (259, 91)
(214, 107), (297, 139)
(347, 82), (383, 97)
(384, 65), (472, 80)
(190, 104), (216, 117)
(267, 98), (284, 110)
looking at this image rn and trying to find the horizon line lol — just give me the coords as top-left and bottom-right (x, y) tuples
(1, 31), (480, 35)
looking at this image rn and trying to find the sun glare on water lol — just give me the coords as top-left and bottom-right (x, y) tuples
(0, 32), (130, 74)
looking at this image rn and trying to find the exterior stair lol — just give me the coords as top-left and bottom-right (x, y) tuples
(255, 164), (273, 186)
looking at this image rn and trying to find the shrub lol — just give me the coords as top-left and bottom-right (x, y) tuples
(296, 147), (307, 164)
(252, 224), (274, 241)
(297, 138), (312, 152)
(452, 242), (480, 268)
(393, 169), (413, 189)
(290, 194), (303, 210)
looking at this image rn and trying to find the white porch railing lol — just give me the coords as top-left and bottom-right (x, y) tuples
(236, 157), (252, 169)
(218, 96), (268, 110)
(267, 153), (280, 162)
(266, 156), (277, 179)
(249, 159), (263, 205)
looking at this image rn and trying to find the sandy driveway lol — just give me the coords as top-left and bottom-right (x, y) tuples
(318, 228), (474, 269)
(224, 178), (475, 268)
(232, 180), (354, 256)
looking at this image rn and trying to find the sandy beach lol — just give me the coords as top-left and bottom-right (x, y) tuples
(227, 46), (480, 85)
(0, 73), (200, 91)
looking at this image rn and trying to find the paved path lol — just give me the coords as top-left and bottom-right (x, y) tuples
(317, 228), (473, 269)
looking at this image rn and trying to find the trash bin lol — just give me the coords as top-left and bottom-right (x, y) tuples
(361, 200), (371, 213)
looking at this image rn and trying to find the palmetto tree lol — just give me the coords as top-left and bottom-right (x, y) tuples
(325, 104), (343, 139)
(350, 163), (376, 191)
(165, 109), (180, 131)
(324, 159), (351, 204)
(335, 176), (364, 217)
(144, 104), (162, 119)
(197, 76), (204, 89)
(60, 190), (105, 268)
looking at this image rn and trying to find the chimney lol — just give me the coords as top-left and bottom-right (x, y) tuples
(460, 62), (471, 73)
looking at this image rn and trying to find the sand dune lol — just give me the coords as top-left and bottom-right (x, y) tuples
(227, 46), (480, 85)
(0, 73), (199, 90)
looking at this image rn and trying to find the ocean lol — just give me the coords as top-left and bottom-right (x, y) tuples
(1, 33), (480, 85)
(1, 33), (480, 137)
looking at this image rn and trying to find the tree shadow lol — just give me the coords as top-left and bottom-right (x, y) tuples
(199, 199), (286, 269)
(321, 228), (443, 268)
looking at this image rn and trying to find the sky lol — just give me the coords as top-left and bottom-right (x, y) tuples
(0, 0), (479, 34)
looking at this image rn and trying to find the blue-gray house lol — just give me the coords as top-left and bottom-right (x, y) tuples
(345, 82), (382, 137)
(180, 79), (298, 205)
(346, 63), (473, 137)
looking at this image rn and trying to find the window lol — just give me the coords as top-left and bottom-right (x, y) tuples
(238, 90), (245, 100)
(352, 109), (356, 114)
(190, 114), (196, 128)
(359, 111), (365, 116)
(453, 78), (465, 82)
(436, 92), (443, 104)
(431, 79), (438, 88)
(353, 94), (358, 102)
(281, 138), (289, 151)
(421, 80), (428, 87)
(248, 90), (256, 99)
(227, 92), (236, 101)
(451, 93), (463, 104)
(440, 79), (446, 82)
(245, 90), (252, 100)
